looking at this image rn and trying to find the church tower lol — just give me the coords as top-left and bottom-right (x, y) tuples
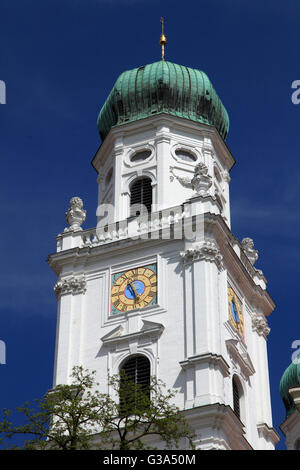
(280, 357), (300, 449)
(48, 33), (279, 450)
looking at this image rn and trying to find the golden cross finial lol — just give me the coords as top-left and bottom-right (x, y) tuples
(159, 17), (167, 61)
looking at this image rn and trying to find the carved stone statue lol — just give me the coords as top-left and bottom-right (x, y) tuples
(64, 197), (86, 232)
(241, 237), (258, 265)
(170, 162), (212, 196)
(191, 163), (212, 195)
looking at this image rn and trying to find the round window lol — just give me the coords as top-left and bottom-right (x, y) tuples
(130, 149), (152, 163)
(175, 149), (197, 163)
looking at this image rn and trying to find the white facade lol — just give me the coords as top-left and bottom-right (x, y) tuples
(48, 113), (279, 450)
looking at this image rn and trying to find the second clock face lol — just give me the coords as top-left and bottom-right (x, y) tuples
(111, 264), (157, 314)
(228, 285), (244, 338)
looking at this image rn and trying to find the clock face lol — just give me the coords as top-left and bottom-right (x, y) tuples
(111, 264), (157, 315)
(228, 286), (244, 338)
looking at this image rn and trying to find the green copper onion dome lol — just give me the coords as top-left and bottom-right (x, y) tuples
(97, 61), (229, 141)
(280, 355), (300, 418)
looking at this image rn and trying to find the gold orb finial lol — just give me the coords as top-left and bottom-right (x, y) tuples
(159, 17), (167, 61)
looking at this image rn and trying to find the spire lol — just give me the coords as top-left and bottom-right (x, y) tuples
(159, 17), (167, 61)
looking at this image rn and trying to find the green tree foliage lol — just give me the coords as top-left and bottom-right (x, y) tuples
(0, 366), (195, 450)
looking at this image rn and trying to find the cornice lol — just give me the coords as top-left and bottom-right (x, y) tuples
(49, 212), (275, 317)
(92, 113), (235, 171)
(101, 320), (164, 347)
(280, 408), (300, 435)
(257, 423), (280, 445)
(225, 336), (255, 378)
(183, 403), (252, 450)
(180, 353), (230, 378)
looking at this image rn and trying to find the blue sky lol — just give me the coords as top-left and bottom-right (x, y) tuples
(0, 0), (299, 449)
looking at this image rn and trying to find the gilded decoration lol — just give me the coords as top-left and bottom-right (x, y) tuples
(227, 285), (244, 338)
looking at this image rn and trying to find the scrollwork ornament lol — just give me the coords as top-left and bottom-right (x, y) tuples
(54, 275), (87, 299)
(252, 314), (270, 338)
(180, 240), (223, 270)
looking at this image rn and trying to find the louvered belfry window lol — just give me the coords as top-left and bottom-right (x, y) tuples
(130, 178), (152, 217)
(119, 355), (151, 414)
(232, 377), (240, 419)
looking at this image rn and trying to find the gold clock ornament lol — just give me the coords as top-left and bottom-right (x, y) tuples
(228, 286), (244, 338)
(111, 264), (157, 314)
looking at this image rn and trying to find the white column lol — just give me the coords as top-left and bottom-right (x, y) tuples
(155, 123), (170, 211)
(53, 294), (72, 386)
(183, 263), (195, 358)
(69, 292), (85, 370)
(113, 136), (124, 222)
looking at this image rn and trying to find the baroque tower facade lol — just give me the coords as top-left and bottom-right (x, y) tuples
(48, 60), (279, 450)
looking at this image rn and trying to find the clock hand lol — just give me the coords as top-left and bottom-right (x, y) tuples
(128, 281), (139, 300)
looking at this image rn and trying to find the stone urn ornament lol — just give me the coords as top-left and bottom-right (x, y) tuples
(64, 197), (86, 232)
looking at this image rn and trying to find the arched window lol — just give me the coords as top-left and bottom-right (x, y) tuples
(294, 438), (300, 450)
(119, 355), (151, 415)
(232, 376), (241, 419)
(130, 177), (152, 217)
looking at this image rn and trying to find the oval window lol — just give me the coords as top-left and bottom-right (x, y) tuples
(130, 150), (152, 163)
(175, 149), (197, 163)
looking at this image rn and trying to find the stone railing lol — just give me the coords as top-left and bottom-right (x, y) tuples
(56, 203), (199, 253)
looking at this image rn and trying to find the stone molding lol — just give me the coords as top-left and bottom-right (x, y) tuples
(257, 423), (280, 446)
(180, 240), (223, 270)
(225, 337), (255, 379)
(54, 275), (87, 299)
(180, 353), (230, 378)
(101, 320), (164, 347)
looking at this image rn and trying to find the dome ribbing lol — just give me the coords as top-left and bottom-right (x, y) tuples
(97, 61), (229, 141)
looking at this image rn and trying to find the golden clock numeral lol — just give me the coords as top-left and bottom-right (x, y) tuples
(149, 290), (157, 296)
(113, 300), (120, 307)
